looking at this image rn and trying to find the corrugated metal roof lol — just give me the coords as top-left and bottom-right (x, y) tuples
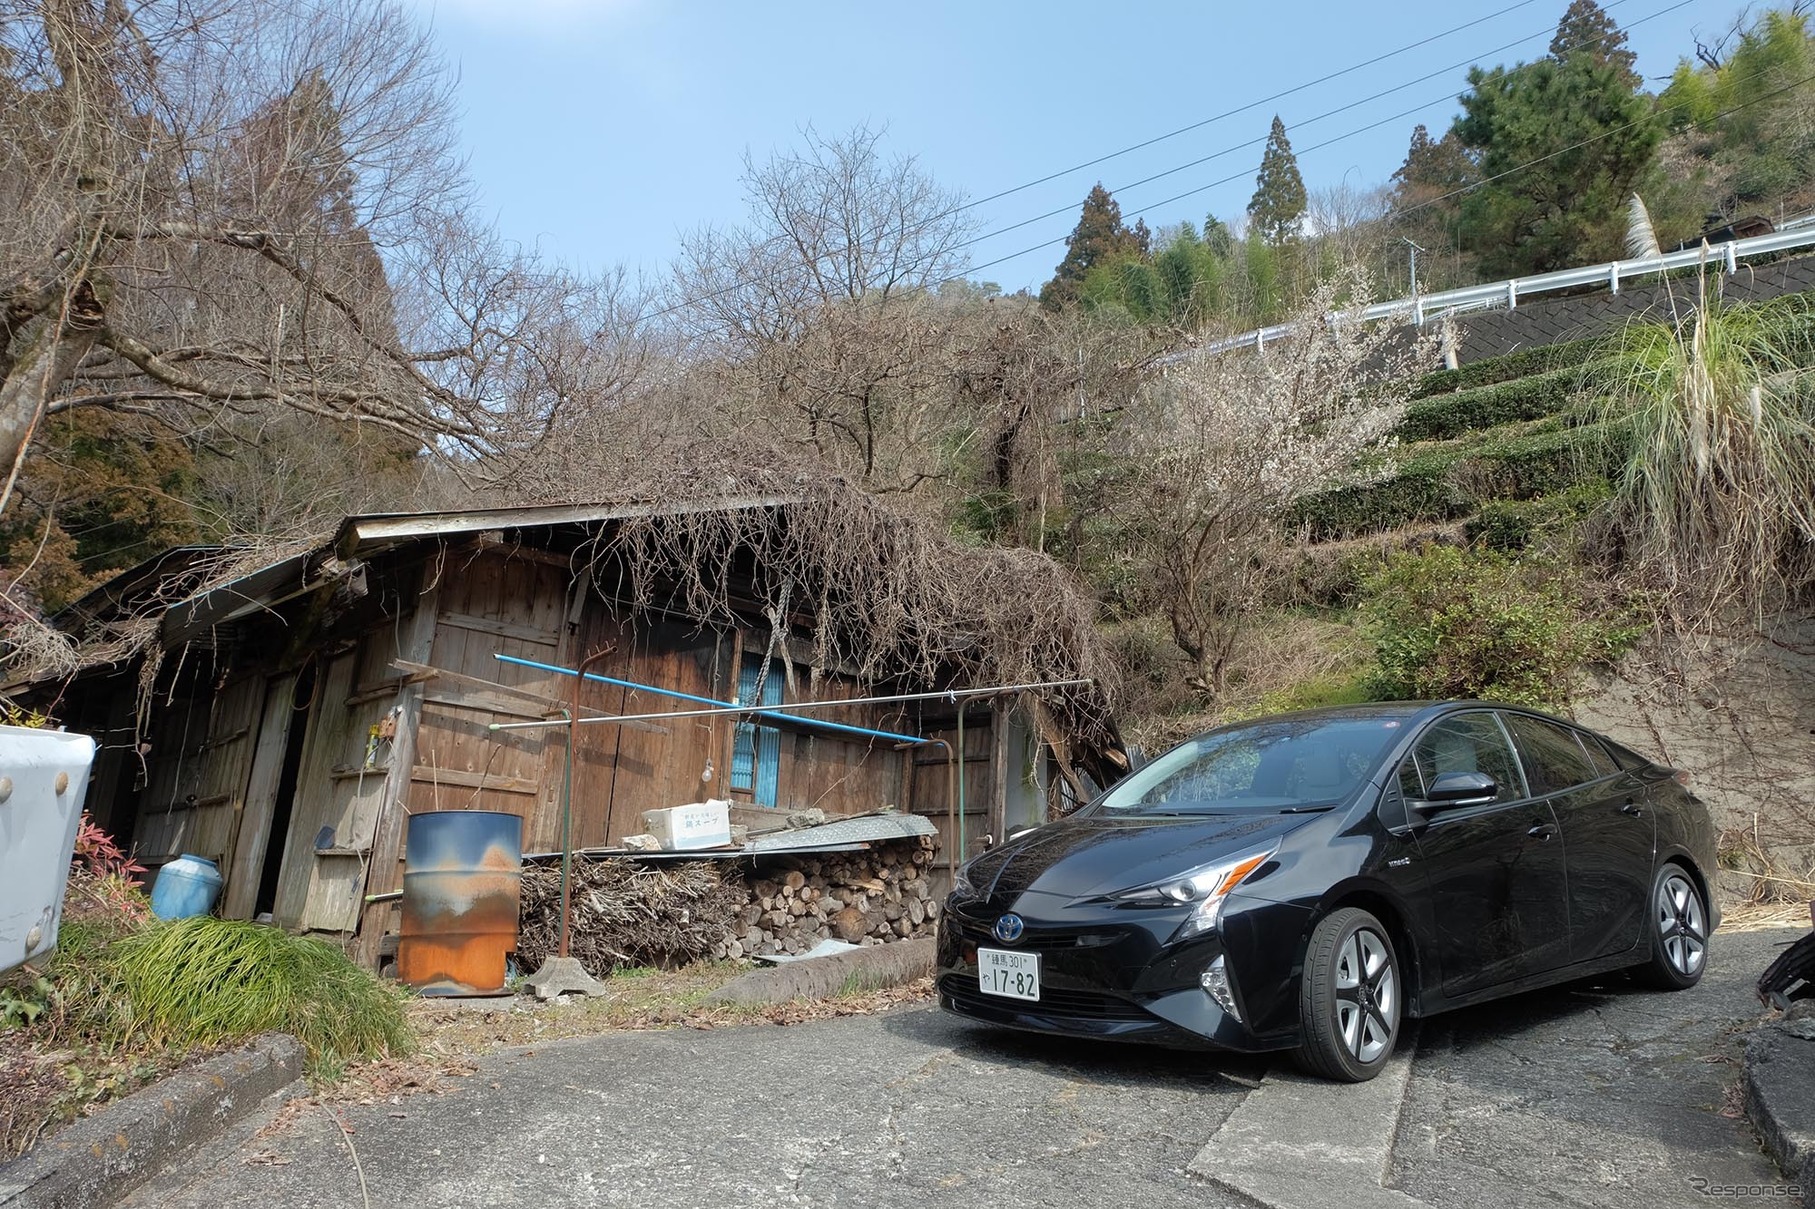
(159, 551), (319, 647)
(335, 495), (796, 557)
(155, 497), (801, 646)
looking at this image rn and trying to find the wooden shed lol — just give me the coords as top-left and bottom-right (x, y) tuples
(35, 499), (1119, 965)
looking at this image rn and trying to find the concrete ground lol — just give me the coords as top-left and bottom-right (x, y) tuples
(126, 927), (1803, 1209)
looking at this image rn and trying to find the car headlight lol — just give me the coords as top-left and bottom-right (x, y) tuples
(951, 863), (978, 898)
(1109, 846), (1277, 941)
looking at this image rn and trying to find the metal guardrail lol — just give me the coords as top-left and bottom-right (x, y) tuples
(1189, 225), (1815, 358)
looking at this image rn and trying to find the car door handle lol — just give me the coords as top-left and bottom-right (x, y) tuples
(1527, 823), (1558, 841)
(1620, 800), (1644, 817)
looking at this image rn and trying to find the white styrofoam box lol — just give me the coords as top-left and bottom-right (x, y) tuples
(0, 726), (97, 974)
(640, 799), (732, 851)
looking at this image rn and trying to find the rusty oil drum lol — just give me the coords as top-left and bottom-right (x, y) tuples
(396, 810), (523, 996)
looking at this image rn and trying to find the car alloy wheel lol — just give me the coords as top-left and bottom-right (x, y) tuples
(1633, 862), (1709, 991)
(1335, 926), (1397, 1064)
(1640, 856), (1706, 987)
(1295, 906), (1401, 1082)
(1657, 870), (1706, 977)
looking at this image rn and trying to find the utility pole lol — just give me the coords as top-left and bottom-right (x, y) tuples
(1403, 237), (1427, 325)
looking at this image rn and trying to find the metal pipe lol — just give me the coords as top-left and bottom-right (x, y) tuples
(951, 733), (965, 885)
(486, 659), (1093, 737)
(497, 654), (1089, 715)
(956, 705), (967, 866)
(494, 653), (933, 743)
(556, 708), (573, 957)
(558, 647), (614, 960)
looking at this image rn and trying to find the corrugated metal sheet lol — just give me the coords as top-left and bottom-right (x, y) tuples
(337, 496), (797, 557)
(744, 811), (936, 853)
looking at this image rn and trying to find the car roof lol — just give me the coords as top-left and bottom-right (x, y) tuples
(1211, 700), (1573, 730)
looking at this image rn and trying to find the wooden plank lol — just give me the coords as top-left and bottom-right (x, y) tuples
(421, 689), (555, 720)
(270, 651), (358, 929)
(438, 610), (559, 646)
(409, 765), (540, 795)
(330, 764), (392, 779)
(185, 675), (266, 877)
(355, 589), (440, 966)
(344, 670), (435, 708)
(392, 659), (557, 707)
(181, 726), (249, 758)
(222, 673), (298, 919)
(302, 852), (369, 935)
(472, 535), (577, 569)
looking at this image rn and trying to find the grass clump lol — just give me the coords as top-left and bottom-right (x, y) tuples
(104, 918), (412, 1077)
(1590, 282), (1815, 627)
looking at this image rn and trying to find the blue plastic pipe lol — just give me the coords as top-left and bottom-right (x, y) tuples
(493, 653), (931, 747)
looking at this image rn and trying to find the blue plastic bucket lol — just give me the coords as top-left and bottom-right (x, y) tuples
(150, 854), (223, 920)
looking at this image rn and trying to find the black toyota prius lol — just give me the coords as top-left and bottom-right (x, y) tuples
(936, 702), (1718, 1082)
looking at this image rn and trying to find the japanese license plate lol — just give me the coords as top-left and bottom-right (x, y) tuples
(977, 948), (1040, 1001)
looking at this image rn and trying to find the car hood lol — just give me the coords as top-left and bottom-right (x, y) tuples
(964, 812), (1323, 903)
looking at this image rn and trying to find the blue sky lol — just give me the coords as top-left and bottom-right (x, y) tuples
(406, 0), (1732, 293)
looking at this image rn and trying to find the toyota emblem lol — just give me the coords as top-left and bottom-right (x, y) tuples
(992, 913), (1025, 944)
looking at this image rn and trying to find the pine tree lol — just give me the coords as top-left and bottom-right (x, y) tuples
(1550, 0), (1641, 90)
(1040, 184), (1147, 311)
(1455, 51), (1660, 275)
(1247, 116), (1307, 246)
(1392, 125), (1477, 206)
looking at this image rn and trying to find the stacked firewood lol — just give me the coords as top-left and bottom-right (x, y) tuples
(515, 835), (941, 974)
(714, 835), (942, 961)
(517, 856), (747, 973)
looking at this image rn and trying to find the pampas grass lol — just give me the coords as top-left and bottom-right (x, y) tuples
(1592, 278), (1815, 629)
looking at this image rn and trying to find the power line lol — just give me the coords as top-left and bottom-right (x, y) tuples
(955, 0), (1693, 254)
(959, 0), (1551, 213)
(646, 0), (1705, 319)
(1393, 66), (1815, 224)
(960, 92), (1463, 278)
(965, 61), (1815, 283)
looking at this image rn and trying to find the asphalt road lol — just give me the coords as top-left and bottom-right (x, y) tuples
(128, 927), (1802, 1209)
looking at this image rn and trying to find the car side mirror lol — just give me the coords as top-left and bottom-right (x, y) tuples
(1418, 771), (1499, 811)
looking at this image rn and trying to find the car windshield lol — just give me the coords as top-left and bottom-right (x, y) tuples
(1087, 717), (1404, 816)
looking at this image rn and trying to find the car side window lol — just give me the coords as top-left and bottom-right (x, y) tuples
(1501, 714), (1600, 797)
(1399, 713), (1527, 806)
(1578, 732), (1620, 779)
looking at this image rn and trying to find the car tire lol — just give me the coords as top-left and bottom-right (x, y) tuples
(1631, 863), (1709, 991)
(1294, 907), (1401, 1083)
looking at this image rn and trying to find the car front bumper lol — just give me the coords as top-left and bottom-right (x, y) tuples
(934, 891), (1299, 1053)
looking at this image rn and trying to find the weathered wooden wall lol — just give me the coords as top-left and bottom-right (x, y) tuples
(133, 671), (265, 879)
(97, 536), (995, 962)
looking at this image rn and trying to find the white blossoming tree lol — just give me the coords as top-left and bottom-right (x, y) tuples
(1120, 273), (1439, 697)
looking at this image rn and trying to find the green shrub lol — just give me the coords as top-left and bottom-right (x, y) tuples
(1587, 283), (1815, 627)
(1397, 366), (1586, 442)
(1465, 481), (1612, 551)
(1291, 419), (1627, 539)
(1361, 544), (1642, 708)
(1408, 339), (1603, 400)
(1290, 464), (1470, 539)
(1233, 670), (1376, 720)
